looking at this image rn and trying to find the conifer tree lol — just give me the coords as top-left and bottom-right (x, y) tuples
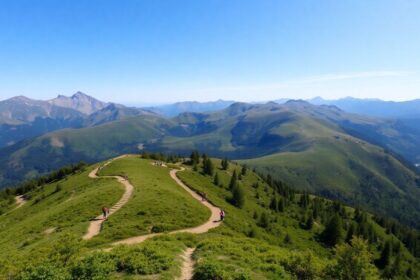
(221, 158), (229, 170)
(270, 197), (278, 212)
(322, 215), (344, 246)
(232, 184), (245, 208)
(376, 240), (392, 269)
(203, 158), (214, 176)
(190, 150), (200, 165)
(258, 212), (269, 228)
(213, 172), (220, 186)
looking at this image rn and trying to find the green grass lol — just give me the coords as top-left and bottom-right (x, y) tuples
(0, 163), (124, 266)
(0, 156), (418, 279)
(89, 156), (210, 245)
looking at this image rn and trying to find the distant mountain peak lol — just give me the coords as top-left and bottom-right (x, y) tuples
(8, 95), (33, 102)
(48, 92), (108, 115)
(285, 99), (310, 105)
(72, 91), (91, 99)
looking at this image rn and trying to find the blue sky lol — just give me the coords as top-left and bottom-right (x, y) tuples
(0, 0), (419, 104)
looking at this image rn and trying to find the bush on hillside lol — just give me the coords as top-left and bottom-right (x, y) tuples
(18, 264), (70, 280)
(281, 251), (323, 280)
(70, 253), (115, 280)
(325, 237), (379, 280)
(193, 261), (251, 280)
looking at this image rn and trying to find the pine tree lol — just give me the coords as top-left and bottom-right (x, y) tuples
(203, 158), (214, 176)
(229, 170), (238, 190)
(258, 212), (269, 228)
(376, 240), (392, 269)
(270, 197), (278, 212)
(213, 172), (220, 186)
(221, 158), (229, 170)
(202, 153), (208, 162)
(208, 159), (214, 175)
(232, 184), (245, 208)
(190, 150), (200, 165)
(322, 215), (344, 246)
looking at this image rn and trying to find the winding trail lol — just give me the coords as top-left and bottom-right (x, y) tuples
(83, 155), (134, 240)
(85, 156), (222, 279)
(112, 167), (222, 245)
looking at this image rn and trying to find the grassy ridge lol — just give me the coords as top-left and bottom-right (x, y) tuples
(90, 156), (209, 245)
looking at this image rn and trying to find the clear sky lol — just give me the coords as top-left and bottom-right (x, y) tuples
(1, 0), (420, 104)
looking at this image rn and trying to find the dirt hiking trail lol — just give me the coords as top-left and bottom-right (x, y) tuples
(85, 156), (222, 279)
(112, 167), (222, 245)
(177, 247), (195, 280)
(83, 155), (134, 240)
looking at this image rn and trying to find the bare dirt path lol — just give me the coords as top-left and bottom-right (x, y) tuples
(14, 195), (26, 208)
(177, 247), (195, 280)
(112, 167), (222, 245)
(83, 155), (134, 240)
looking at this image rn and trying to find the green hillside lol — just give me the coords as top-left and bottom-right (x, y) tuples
(0, 155), (418, 279)
(243, 131), (420, 229)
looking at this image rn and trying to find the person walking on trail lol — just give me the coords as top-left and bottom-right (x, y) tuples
(201, 192), (207, 202)
(220, 209), (225, 221)
(102, 206), (109, 220)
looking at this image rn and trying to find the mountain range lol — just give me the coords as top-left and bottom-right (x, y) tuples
(0, 96), (419, 229)
(0, 92), (153, 147)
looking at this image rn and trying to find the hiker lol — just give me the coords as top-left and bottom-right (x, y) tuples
(220, 209), (225, 221)
(201, 192), (207, 202)
(102, 206), (109, 220)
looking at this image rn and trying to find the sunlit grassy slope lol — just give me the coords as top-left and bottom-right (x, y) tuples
(91, 156), (209, 245)
(0, 155), (418, 279)
(0, 163), (124, 261)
